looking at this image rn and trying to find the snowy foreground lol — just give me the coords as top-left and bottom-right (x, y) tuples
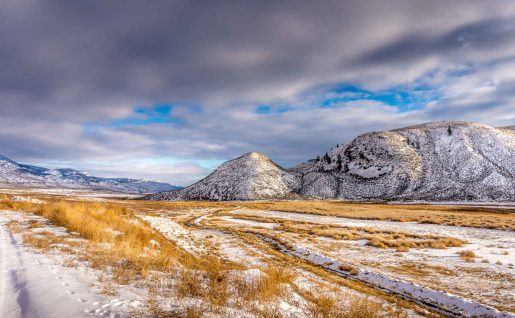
(0, 192), (514, 317)
(0, 211), (142, 318)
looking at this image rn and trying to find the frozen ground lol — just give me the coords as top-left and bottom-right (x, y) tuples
(2, 194), (513, 317)
(0, 187), (141, 199)
(227, 208), (515, 313)
(219, 216), (279, 229)
(388, 201), (515, 208)
(229, 208), (515, 265)
(0, 211), (144, 318)
(259, 235), (513, 318)
(138, 214), (206, 253)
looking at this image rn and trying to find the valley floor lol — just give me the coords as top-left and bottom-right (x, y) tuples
(0, 190), (514, 317)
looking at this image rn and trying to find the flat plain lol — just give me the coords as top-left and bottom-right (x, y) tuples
(1, 188), (513, 318)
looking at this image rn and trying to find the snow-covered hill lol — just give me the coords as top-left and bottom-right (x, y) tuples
(145, 152), (301, 200)
(295, 121), (515, 201)
(146, 121), (515, 202)
(0, 155), (179, 194)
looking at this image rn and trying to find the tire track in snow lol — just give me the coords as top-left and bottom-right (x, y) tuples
(257, 234), (514, 318)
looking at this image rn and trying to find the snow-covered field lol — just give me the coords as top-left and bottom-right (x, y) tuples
(228, 208), (515, 265)
(0, 187), (142, 199)
(138, 214), (205, 253)
(0, 211), (144, 318)
(1, 193), (514, 317)
(225, 208), (515, 314)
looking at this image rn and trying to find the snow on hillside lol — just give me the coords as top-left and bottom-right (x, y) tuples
(147, 121), (515, 202)
(300, 121), (515, 201)
(0, 155), (179, 194)
(145, 152), (301, 200)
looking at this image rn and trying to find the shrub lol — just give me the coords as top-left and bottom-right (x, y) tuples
(458, 250), (476, 262)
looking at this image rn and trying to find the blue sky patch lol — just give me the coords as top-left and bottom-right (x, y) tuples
(113, 104), (185, 127)
(322, 84), (442, 112)
(83, 104), (185, 133)
(254, 105), (293, 115)
(253, 83), (443, 116)
(255, 105), (272, 114)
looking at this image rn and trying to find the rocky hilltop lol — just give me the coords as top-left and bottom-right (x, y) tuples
(145, 121), (515, 202)
(146, 152), (301, 200)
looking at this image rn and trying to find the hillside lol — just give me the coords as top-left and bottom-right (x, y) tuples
(146, 121), (515, 202)
(145, 152), (301, 200)
(0, 155), (179, 194)
(294, 121), (515, 201)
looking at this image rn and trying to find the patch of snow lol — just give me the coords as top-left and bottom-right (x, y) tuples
(138, 215), (204, 253)
(233, 209), (515, 266)
(260, 235), (514, 318)
(219, 216), (279, 229)
(0, 210), (144, 318)
(11, 196), (45, 204)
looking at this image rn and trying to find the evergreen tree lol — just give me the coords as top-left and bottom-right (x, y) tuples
(336, 154), (343, 171)
(324, 153), (331, 164)
(447, 126), (452, 136)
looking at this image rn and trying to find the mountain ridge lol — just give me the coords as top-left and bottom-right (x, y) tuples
(145, 121), (515, 202)
(0, 155), (180, 194)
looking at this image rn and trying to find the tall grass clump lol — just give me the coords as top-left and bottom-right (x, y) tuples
(0, 197), (182, 277)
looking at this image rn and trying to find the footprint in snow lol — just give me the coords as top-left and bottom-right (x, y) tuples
(76, 298), (87, 303)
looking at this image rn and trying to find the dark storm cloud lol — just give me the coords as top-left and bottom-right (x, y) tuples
(355, 17), (515, 66)
(0, 0), (514, 184)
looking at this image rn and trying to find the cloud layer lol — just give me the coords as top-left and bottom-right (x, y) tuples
(1, 0), (514, 185)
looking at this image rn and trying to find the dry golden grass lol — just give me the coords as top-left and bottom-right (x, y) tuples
(386, 262), (456, 280)
(0, 195), (312, 316)
(224, 213), (465, 250)
(6, 192), (513, 230)
(304, 290), (405, 318)
(395, 246), (410, 253)
(176, 269), (205, 299)
(1, 196), (236, 286)
(6, 220), (23, 233)
(235, 201), (515, 230)
(0, 196), (187, 276)
(22, 232), (54, 249)
(458, 250), (476, 262)
(231, 265), (295, 308)
(3, 193), (466, 316)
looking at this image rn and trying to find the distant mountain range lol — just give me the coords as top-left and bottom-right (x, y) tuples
(145, 121), (515, 202)
(0, 155), (180, 194)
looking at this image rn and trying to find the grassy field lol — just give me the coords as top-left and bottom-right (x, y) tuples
(0, 193), (411, 317)
(1, 190), (513, 316)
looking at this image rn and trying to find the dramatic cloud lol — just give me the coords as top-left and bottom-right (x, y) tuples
(0, 0), (514, 185)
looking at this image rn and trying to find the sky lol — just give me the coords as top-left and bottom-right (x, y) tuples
(1, 0), (515, 186)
